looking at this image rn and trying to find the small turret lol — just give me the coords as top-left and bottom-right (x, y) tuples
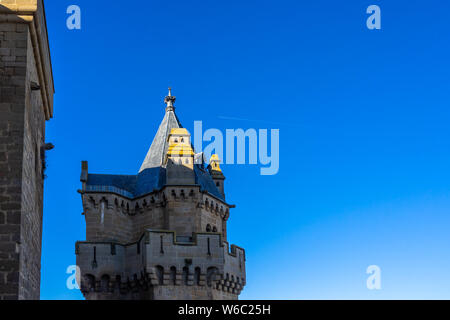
(166, 128), (195, 184)
(166, 128), (194, 167)
(76, 89), (246, 300)
(208, 154), (225, 199)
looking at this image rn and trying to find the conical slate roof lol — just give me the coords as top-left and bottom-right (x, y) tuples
(139, 109), (182, 172)
(84, 89), (225, 201)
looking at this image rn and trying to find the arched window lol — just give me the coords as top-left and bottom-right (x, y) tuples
(212, 226), (217, 233)
(84, 274), (96, 292)
(183, 266), (189, 285)
(155, 265), (164, 285)
(195, 267), (201, 286)
(206, 224), (212, 232)
(206, 267), (218, 287)
(170, 266), (177, 285)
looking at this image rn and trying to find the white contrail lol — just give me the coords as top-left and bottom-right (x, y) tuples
(218, 115), (300, 127)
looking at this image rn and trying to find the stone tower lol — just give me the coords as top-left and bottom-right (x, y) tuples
(76, 89), (246, 300)
(0, 0), (54, 300)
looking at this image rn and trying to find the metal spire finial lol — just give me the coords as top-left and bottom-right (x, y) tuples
(164, 87), (176, 112)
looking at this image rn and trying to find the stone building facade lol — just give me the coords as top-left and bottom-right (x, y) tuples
(76, 90), (246, 300)
(0, 0), (54, 300)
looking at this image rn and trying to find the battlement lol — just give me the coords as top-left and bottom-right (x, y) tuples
(79, 185), (232, 243)
(76, 230), (245, 299)
(75, 90), (246, 300)
(81, 187), (230, 217)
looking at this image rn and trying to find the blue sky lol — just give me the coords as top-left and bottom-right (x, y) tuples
(41, 0), (450, 299)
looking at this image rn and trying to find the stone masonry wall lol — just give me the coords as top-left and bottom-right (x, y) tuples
(0, 22), (29, 300)
(0, 18), (47, 300)
(84, 198), (134, 244)
(18, 29), (45, 300)
(78, 156), (244, 300)
(76, 231), (245, 300)
(82, 187), (230, 244)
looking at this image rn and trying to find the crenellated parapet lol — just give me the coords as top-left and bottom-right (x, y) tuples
(76, 230), (246, 300)
(76, 90), (246, 300)
(200, 194), (230, 219)
(81, 183), (231, 217)
(80, 190), (167, 217)
(79, 180), (233, 242)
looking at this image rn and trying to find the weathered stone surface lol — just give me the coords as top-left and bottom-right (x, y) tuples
(77, 92), (246, 300)
(0, 0), (54, 300)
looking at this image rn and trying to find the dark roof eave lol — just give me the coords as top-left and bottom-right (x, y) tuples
(83, 184), (232, 206)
